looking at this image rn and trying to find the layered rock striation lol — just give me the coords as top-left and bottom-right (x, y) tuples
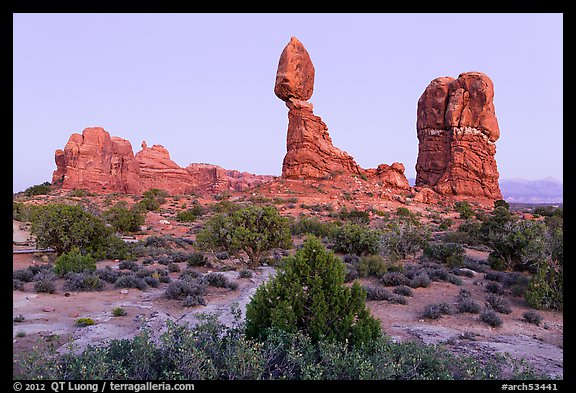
(415, 72), (502, 200)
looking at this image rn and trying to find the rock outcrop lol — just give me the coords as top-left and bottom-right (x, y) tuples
(52, 127), (141, 194)
(415, 72), (502, 200)
(275, 36), (409, 191)
(52, 128), (275, 195)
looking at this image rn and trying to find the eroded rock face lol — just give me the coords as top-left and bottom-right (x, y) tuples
(52, 129), (275, 195)
(52, 127), (141, 194)
(275, 37), (407, 190)
(416, 72), (502, 200)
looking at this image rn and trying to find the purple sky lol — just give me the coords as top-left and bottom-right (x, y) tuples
(13, 13), (563, 193)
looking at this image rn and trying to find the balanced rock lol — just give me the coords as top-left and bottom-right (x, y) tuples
(415, 72), (502, 200)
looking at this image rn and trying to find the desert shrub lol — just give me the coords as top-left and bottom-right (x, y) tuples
(485, 294), (512, 314)
(393, 285), (413, 297)
(176, 204), (205, 222)
(239, 269), (253, 279)
(75, 317), (95, 327)
(524, 261), (563, 310)
(357, 255), (390, 278)
(438, 218), (453, 231)
(14, 316), (547, 380)
(206, 273), (238, 290)
(13, 269), (34, 282)
(144, 276), (160, 288)
(446, 274), (463, 286)
(380, 271), (409, 287)
(30, 204), (113, 256)
(246, 236), (382, 346)
(197, 205), (292, 268)
(380, 219), (428, 260)
(388, 294), (408, 305)
(13, 314), (26, 323)
(486, 281), (505, 295)
(363, 286), (391, 301)
(408, 273), (431, 288)
(34, 280), (55, 294)
(180, 268), (202, 281)
(25, 181), (52, 196)
(118, 260), (139, 271)
(464, 257), (488, 273)
(422, 303), (452, 319)
(456, 291), (481, 314)
(13, 279), (25, 291)
(104, 202), (145, 233)
(485, 271), (504, 282)
(63, 272), (104, 291)
(423, 242), (465, 268)
(451, 268), (474, 278)
(331, 223), (381, 256)
(187, 252), (207, 267)
(167, 263), (181, 273)
(215, 251), (229, 260)
(32, 269), (56, 282)
(480, 308), (502, 327)
(54, 247), (96, 276)
(396, 207), (417, 222)
(114, 275), (147, 290)
(344, 265), (359, 283)
(112, 307), (127, 317)
(164, 279), (207, 306)
(96, 267), (119, 283)
(336, 207), (370, 225)
(424, 266), (451, 282)
(290, 217), (338, 238)
(522, 310), (543, 326)
(454, 201), (475, 219)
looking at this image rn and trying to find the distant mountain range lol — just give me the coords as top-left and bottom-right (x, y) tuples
(407, 177), (563, 204)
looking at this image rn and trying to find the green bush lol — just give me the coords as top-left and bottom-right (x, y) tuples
(176, 203), (205, 222)
(53, 247), (96, 276)
(112, 307), (127, 317)
(423, 242), (465, 268)
(30, 204), (112, 256)
(14, 316), (547, 380)
(454, 201), (475, 219)
(524, 261), (563, 310)
(75, 317), (95, 327)
(24, 182), (52, 196)
(331, 223), (381, 256)
(104, 202), (145, 233)
(290, 217), (338, 238)
(245, 237), (382, 346)
(357, 255), (390, 278)
(196, 205), (292, 268)
(380, 219), (428, 260)
(69, 189), (89, 198)
(336, 207), (370, 225)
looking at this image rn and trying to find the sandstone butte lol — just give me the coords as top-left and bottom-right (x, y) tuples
(274, 36), (410, 192)
(415, 72), (502, 200)
(52, 127), (274, 195)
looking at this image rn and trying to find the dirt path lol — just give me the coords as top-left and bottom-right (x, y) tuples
(13, 220), (30, 243)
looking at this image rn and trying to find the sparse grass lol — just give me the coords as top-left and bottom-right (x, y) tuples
(16, 331), (26, 338)
(112, 307), (127, 317)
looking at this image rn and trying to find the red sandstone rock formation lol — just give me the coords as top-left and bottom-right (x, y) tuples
(415, 72), (502, 200)
(275, 37), (409, 192)
(135, 141), (197, 194)
(52, 129), (275, 195)
(52, 127), (141, 193)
